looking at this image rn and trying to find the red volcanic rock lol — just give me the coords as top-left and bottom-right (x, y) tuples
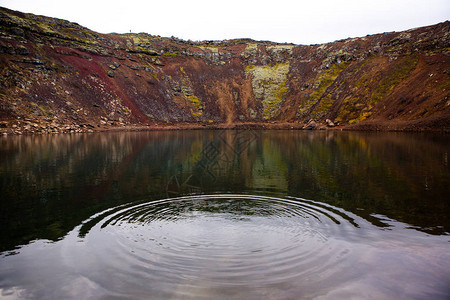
(0, 6), (449, 134)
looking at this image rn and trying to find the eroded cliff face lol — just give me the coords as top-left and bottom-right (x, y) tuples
(0, 6), (449, 134)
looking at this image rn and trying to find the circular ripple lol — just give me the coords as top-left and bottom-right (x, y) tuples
(67, 194), (364, 298)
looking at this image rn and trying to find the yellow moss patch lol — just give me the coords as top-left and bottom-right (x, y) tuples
(266, 45), (294, 54)
(188, 95), (201, 108)
(311, 96), (334, 117)
(245, 43), (258, 53)
(348, 112), (372, 124)
(440, 78), (450, 90)
(335, 96), (359, 123)
(298, 62), (349, 117)
(30, 102), (53, 117)
(188, 96), (203, 117)
(162, 52), (178, 56)
(370, 54), (419, 105)
(245, 63), (290, 119)
(198, 46), (219, 53)
(241, 43), (259, 59)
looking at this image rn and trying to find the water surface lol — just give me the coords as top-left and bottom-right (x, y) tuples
(0, 130), (449, 299)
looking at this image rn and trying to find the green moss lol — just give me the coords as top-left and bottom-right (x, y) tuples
(266, 45), (294, 53)
(334, 55), (417, 124)
(149, 72), (158, 79)
(298, 62), (349, 117)
(188, 96), (203, 118)
(141, 62), (159, 79)
(348, 111), (372, 124)
(336, 96), (362, 123)
(245, 63), (290, 119)
(439, 78), (450, 90)
(130, 47), (159, 55)
(188, 95), (201, 108)
(311, 96), (334, 117)
(245, 64), (255, 72)
(370, 55), (418, 105)
(198, 46), (219, 53)
(241, 43), (258, 59)
(349, 55), (375, 75)
(233, 91), (239, 104)
(3, 10), (102, 54)
(29, 102), (53, 117)
(274, 82), (288, 103)
(336, 96), (374, 124)
(132, 36), (144, 44)
(354, 73), (372, 90)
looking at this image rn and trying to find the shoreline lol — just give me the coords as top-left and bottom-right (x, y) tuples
(1, 120), (449, 136)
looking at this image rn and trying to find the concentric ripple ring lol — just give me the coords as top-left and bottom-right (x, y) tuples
(65, 194), (368, 299)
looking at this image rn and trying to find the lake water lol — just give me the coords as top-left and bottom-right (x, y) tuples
(0, 130), (449, 299)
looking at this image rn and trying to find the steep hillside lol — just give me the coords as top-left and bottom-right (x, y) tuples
(0, 7), (449, 134)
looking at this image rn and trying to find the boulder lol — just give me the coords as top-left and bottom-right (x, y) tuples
(326, 119), (335, 127)
(303, 120), (317, 130)
(16, 46), (29, 55)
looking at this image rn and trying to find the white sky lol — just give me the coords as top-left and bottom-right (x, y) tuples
(0, 0), (449, 45)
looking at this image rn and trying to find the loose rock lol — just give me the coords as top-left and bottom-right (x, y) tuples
(303, 120), (317, 130)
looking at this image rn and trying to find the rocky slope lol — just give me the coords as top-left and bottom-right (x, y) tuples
(0, 6), (449, 134)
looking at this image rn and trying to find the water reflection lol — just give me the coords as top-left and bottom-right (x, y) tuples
(1, 194), (449, 299)
(0, 130), (449, 253)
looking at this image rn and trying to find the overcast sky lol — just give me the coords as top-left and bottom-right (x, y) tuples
(0, 0), (449, 44)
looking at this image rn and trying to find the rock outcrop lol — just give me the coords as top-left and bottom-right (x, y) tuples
(0, 6), (449, 134)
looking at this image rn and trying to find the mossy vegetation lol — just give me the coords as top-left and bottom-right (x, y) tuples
(244, 43), (258, 53)
(336, 54), (418, 124)
(336, 97), (374, 124)
(311, 96), (334, 117)
(1, 8), (106, 57)
(266, 45), (294, 52)
(1, 6), (447, 130)
(198, 46), (219, 53)
(370, 54), (419, 106)
(266, 45), (294, 57)
(348, 111), (372, 124)
(298, 61), (349, 117)
(439, 78), (450, 90)
(240, 43), (259, 59)
(28, 101), (53, 117)
(245, 63), (290, 119)
(132, 36), (147, 44)
(188, 95), (203, 118)
(189, 95), (201, 108)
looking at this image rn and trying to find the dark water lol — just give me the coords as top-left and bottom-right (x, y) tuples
(0, 130), (449, 299)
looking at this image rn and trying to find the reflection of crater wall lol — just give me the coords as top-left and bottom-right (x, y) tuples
(273, 131), (450, 233)
(0, 131), (449, 252)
